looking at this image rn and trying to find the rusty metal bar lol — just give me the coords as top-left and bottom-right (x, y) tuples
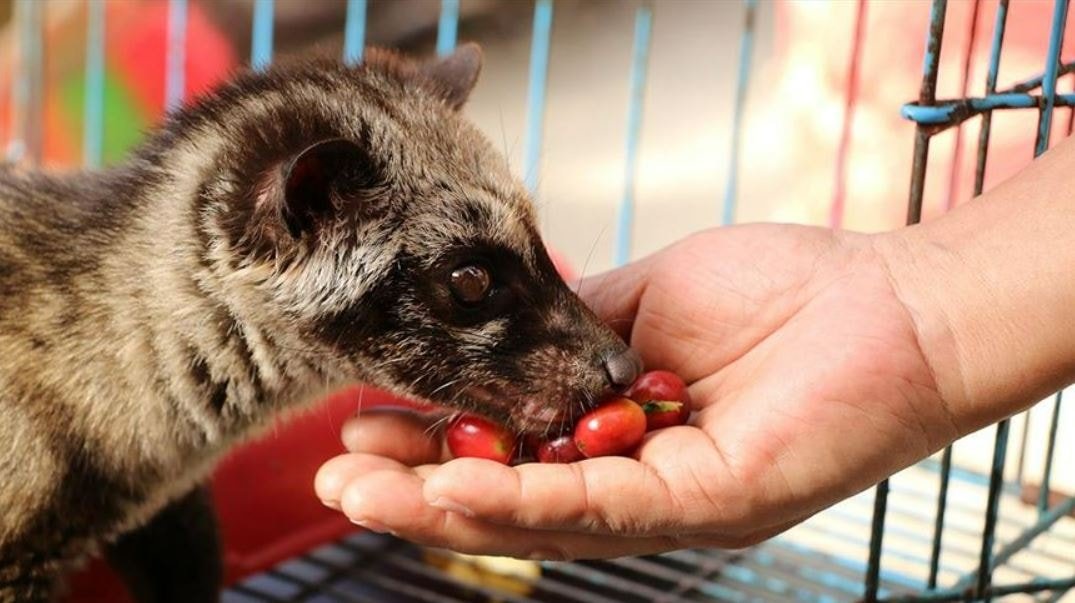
(925, 447), (952, 590)
(883, 576), (1075, 602)
(1034, 0), (1069, 155)
(972, 0), (1009, 207)
(905, 0), (948, 225)
(869, 5), (948, 598)
(1037, 391), (1063, 514)
(973, 419), (1010, 601)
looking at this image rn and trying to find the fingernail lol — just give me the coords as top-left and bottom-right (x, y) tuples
(351, 518), (391, 534)
(321, 499), (340, 510)
(429, 496), (474, 518)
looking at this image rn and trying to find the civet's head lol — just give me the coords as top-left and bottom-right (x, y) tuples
(181, 45), (640, 435)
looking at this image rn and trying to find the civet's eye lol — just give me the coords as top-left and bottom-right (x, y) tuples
(449, 264), (492, 306)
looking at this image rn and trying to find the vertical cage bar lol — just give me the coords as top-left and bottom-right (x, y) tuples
(343, 0), (367, 65)
(906, 0), (948, 224)
(722, 0), (756, 226)
(1068, 77), (1075, 136)
(613, 2), (654, 267)
(864, 479), (890, 601)
(926, 446), (952, 589)
(1037, 391), (1063, 514)
(436, 0), (460, 57)
(974, 419), (1010, 601)
(1015, 406), (1031, 485)
(8, 0), (24, 159)
(929, 1), (1002, 589)
(1027, 0), (1068, 529)
(942, 0), (980, 211)
(7, 1), (16, 157)
(251, 0), (275, 71)
(972, 0), (1009, 199)
(25, 0), (43, 165)
(1035, 0), (1070, 156)
(165, 0), (188, 112)
(9, 0), (26, 159)
(84, 0), (106, 168)
(829, 0), (867, 230)
(13, 0), (44, 164)
(522, 0), (553, 195)
(944, 495), (1075, 597)
(869, 3), (948, 599)
(0, 5), (8, 151)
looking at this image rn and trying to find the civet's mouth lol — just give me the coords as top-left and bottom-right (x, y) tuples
(449, 384), (600, 438)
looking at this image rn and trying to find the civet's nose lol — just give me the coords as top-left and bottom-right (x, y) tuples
(603, 348), (643, 388)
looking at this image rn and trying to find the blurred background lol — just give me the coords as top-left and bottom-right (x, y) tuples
(1, 1), (1072, 601)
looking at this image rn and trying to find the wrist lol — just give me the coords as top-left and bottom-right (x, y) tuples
(872, 145), (1075, 433)
(870, 229), (974, 431)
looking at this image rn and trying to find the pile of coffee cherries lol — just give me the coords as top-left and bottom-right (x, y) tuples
(445, 370), (691, 464)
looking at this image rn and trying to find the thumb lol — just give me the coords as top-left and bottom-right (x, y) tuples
(571, 258), (653, 341)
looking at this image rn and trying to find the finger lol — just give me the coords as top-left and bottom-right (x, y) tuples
(339, 466), (685, 559)
(423, 427), (753, 537)
(315, 452), (415, 509)
(574, 259), (653, 341)
(340, 408), (446, 464)
(342, 466), (807, 559)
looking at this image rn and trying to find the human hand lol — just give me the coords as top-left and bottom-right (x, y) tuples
(315, 223), (969, 560)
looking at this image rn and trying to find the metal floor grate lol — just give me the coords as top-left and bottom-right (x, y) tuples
(222, 464), (1075, 602)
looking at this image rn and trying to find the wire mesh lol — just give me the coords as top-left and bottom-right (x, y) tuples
(223, 461), (1074, 602)
(869, 0), (1073, 601)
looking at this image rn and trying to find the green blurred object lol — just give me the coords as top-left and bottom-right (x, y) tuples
(62, 68), (149, 166)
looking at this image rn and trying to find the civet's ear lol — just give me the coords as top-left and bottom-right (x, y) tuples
(230, 137), (379, 260)
(280, 138), (369, 238)
(420, 42), (483, 110)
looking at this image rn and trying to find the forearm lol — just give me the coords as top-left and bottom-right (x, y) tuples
(877, 136), (1075, 434)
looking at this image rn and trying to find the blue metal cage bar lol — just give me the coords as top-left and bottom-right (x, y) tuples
(165, 0), (188, 112)
(343, 0), (367, 65)
(11, 0), (44, 164)
(722, 0), (757, 226)
(972, 0), (1009, 226)
(873, 0), (1074, 600)
(436, 0), (460, 57)
(866, 2), (949, 600)
(83, 0), (105, 168)
(925, 445), (952, 590)
(613, 2), (654, 267)
(522, 0), (553, 196)
(1038, 391), (1064, 514)
(251, 0), (275, 72)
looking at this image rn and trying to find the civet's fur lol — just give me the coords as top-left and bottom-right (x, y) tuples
(0, 46), (635, 602)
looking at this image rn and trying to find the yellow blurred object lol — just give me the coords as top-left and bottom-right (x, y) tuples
(423, 549), (541, 599)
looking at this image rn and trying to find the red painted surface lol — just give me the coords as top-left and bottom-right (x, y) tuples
(65, 386), (421, 601)
(107, 0), (236, 116)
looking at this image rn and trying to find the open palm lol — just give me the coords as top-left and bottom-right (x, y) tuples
(315, 224), (960, 559)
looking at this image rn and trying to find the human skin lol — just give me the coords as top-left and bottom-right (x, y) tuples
(314, 135), (1075, 560)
